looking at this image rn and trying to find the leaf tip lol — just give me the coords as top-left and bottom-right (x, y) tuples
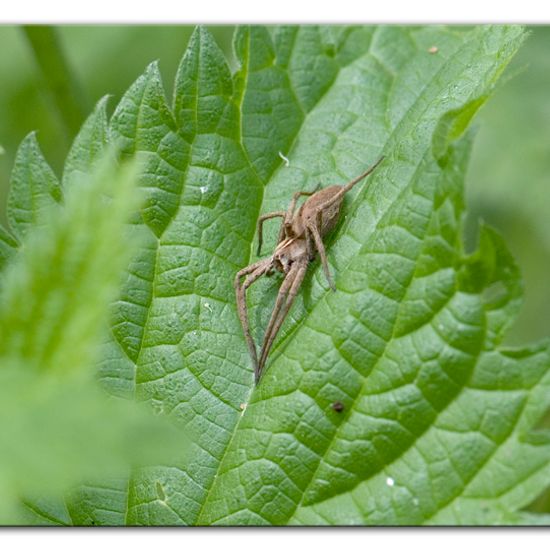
(95, 94), (111, 112)
(19, 130), (39, 149)
(144, 59), (162, 80)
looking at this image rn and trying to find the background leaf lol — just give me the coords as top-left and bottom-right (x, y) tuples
(466, 27), (550, 346)
(4, 24), (550, 526)
(0, 224), (17, 272)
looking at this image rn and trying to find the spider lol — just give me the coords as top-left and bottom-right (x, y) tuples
(235, 156), (384, 383)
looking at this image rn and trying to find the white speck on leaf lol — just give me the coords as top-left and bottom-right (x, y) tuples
(386, 477), (395, 487)
(239, 403), (247, 411)
(428, 46), (438, 54)
(278, 151), (290, 166)
(200, 185), (208, 194)
(204, 302), (213, 313)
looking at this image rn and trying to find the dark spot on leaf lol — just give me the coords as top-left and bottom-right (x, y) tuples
(324, 45), (336, 58)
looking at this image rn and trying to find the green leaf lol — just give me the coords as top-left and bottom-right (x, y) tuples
(7, 132), (61, 241)
(0, 150), (134, 370)
(14, 25), (550, 526)
(62, 95), (110, 190)
(0, 224), (18, 273)
(104, 27), (261, 525)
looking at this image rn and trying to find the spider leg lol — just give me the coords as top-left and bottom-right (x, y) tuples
(315, 156), (384, 213)
(235, 258), (272, 378)
(307, 211), (336, 291)
(283, 190), (317, 238)
(257, 259), (308, 381)
(256, 211), (286, 256)
(305, 226), (315, 260)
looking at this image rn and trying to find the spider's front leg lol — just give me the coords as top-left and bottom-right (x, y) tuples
(283, 190), (316, 237)
(234, 258), (272, 379)
(256, 211), (286, 256)
(256, 190), (318, 257)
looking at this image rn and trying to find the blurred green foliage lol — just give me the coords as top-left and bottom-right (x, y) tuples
(0, 25), (547, 347)
(0, 149), (183, 523)
(466, 26), (550, 345)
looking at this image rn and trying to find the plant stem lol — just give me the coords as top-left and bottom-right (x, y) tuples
(22, 26), (87, 142)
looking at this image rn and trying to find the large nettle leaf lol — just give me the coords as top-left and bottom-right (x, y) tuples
(8, 25), (550, 525)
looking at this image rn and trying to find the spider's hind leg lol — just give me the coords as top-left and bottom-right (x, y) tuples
(307, 211), (336, 291)
(257, 258), (308, 381)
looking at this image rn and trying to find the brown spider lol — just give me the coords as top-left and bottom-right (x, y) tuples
(235, 156), (384, 383)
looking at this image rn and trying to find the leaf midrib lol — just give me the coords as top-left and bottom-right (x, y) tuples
(194, 26), (375, 525)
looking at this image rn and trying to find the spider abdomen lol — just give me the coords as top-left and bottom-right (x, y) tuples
(301, 185), (344, 236)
